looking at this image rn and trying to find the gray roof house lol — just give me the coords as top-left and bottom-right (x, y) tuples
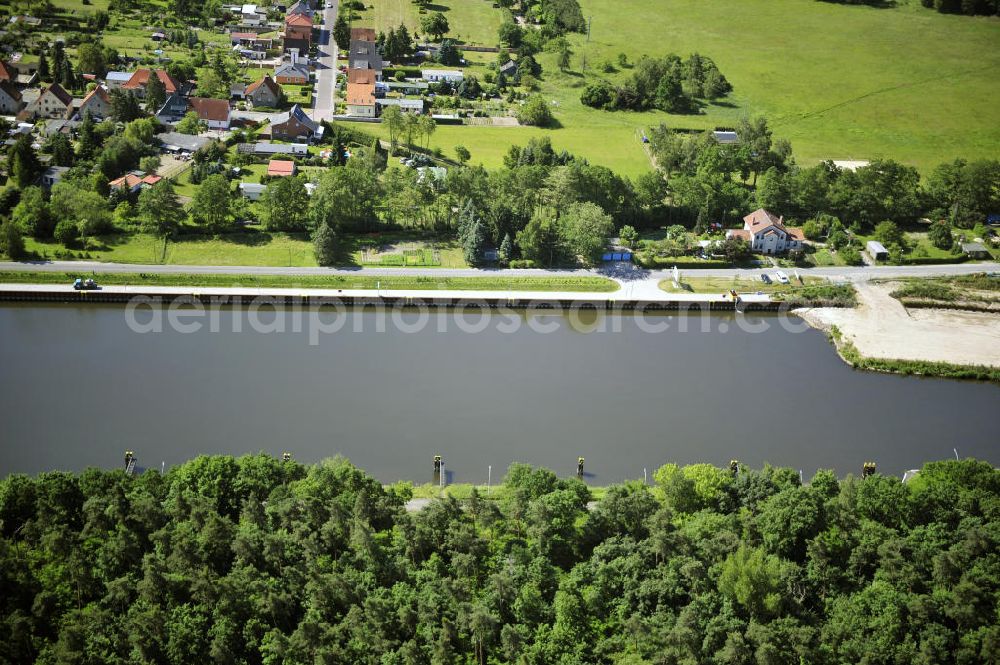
(157, 131), (212, 153)
(239, 182), (267, 200)
(961, 242), (991, 259)
(712, 130), (738, 144)
(105, 71), (133, 89)
(237, 141), (309, 155)
(348, 40), (383, 78)
(39, 165), (69, 188)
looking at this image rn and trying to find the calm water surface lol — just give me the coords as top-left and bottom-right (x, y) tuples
(1, 303), (997, 482)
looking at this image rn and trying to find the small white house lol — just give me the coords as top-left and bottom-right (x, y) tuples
(421, 69), (463, 84)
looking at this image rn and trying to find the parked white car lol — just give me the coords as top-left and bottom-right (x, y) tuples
(775, 271), (790, 284)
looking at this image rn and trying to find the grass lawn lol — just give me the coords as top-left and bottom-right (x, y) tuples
(281, 84), (313, 107)
(23, 231), (471, 269)
(24, 233), (320, 267)
(353, 0), (500, 46)
(0, 271), (620, 292)
(363, 0), (1000, 178)
(659, 275), (825, 294)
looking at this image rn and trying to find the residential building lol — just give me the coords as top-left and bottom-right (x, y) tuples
(239, 182), (267, 200)
(350, 27), (376, 42)
(286, 0), (314, 18)
(267, 159), (296, 177)
(39, 166), (68, 189)
(41, 118), (80, 136)
(236, 141), (309, 156)
(157, 132), (211, 154)
(231, 83), (247, 100)
(244, 75), (283, 107)
(961, 242), (991, 259)
(24, 83), (72, 119)
(188, 96), (231, 129)
(230, 32), (274, 49)
(122, 69), (181, 98)
(104, 71), (133, 90)
(0, 60), (14, 84)
(376, 97), (423, 114)
(156, 93), (191, 125)
(77, 86), (111, 119)
(0, 80), (22, 114)
(421, 69), (463, 83)
(274, 57), (310, 84)
(269, 103), (320, 142)
(349, 40), (383, 80)
(345, 82), (376, 117)
(285, 13), (313, 50)
(239, 3), (267, 26)
(109, 171), (163, 194)
(712, 130), (738, 144)
(727, 208), (805, 255)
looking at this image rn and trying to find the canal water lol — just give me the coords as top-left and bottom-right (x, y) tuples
(0, 302), (997, 482)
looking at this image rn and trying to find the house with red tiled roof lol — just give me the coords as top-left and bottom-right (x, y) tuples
(23, 83), (73, 119)
(188, 96), (231, 129)
(347, 68), (375, 85)
(0, 60), (14, 84)
(109, 172), (163, 194)
(346, 81), (375, 117)
(266, 159), (296, 177)
(284, 12), (313, 51)
(244, 75), (282, 108)
(0, 80), (23, 115)
(77, 85), (111, 120)
(122, 69), (181, 98)
(727, 208), (805, 255)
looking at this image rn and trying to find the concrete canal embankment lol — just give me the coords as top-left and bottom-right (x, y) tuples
(0, 284), (799, 311)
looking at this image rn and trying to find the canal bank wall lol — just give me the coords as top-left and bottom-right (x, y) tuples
(0, 284), (848, 312)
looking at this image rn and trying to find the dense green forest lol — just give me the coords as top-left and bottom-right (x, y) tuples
(1, 456), (999, 664)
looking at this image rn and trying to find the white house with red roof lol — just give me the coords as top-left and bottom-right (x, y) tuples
(188, 97), (231, 129)
(122, 69), (182, 98)
(109, 172), (163, 194)
(77, 86), (111, 120)
(728, 208), (805, 255)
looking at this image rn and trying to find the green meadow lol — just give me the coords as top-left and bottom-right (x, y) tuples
(364, 0), (1000, 179)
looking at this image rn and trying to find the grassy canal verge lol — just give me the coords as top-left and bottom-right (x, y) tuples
(660, 277), (857, 306)
(0, 271), (620, 293)
(827, 325), (1000, 383)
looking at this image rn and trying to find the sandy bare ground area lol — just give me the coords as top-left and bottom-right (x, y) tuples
(798, 282), (1000, 368)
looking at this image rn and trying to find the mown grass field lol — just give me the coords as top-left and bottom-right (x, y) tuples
(24, 232), (470, 268)
(363, 0), (1000, 178)
(352, 0), (502, 46)
(0, 271), (620, 292)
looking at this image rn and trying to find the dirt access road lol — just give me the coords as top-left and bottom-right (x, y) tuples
(798, 282), (1000, 368)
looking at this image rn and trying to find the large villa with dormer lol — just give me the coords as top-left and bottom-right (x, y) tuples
(727, 208), (805, 255)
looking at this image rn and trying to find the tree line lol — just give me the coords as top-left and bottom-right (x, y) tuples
(1, 456), (998, 664)
(647, 117), (1000, 235)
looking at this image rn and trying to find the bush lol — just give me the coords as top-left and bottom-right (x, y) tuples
(580, 81), (615, 109)
(517, 95), (553, 127)
(509, 259), (537, 268)
(54, 219), (80, 247)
